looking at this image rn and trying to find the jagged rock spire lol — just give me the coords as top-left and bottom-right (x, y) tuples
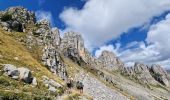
(98, 50), (124, 70)
(150, 64), (170, 86)
(60, 31), (85, 55)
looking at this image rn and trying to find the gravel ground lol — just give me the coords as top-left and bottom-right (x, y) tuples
(75, 72), (129, 100)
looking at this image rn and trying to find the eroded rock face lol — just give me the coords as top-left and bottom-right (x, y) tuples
(98, 51), (124, 71)
(150, 64), (170, 86)
(60, 32), (85, 56)
(124, 63), (158, 85)
(0, 6), (36, 32)
(42, 45), (67, 80)
(133, 63), (158, 85)
(33, 20), (61, 46)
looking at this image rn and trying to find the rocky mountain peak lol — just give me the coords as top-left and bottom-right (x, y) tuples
(98, 50), (124, 70)
(150, 64), (170, 86)
(61, 31), (85, 51)
(0, 6), (36, 32)
(6, 6), (36, 24)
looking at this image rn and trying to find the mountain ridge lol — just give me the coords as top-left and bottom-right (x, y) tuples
(0, 6), (170, 100)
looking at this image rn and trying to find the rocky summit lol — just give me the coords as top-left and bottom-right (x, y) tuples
(0, 6), (170, 100)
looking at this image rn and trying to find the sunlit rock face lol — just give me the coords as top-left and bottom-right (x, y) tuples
(98, 50), (124, 71)
(150, 64), (170, 86)
(60, 31), (85, 55)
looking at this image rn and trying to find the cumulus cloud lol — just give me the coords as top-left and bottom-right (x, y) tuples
(60, 0), (170, 49)
(98, 13), (170, 69)
(35, 10), (54, 26)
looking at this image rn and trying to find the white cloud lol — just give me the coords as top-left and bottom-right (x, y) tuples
(101, 13), (170, 68)
(35, 10), (54, 26)
(60, 0), (170, 49)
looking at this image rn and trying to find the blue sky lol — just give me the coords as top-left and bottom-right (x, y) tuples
(1, 0), (170, 69)
(0, 0), (85, 29)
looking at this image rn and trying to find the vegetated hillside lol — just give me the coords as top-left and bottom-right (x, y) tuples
(0, 28), (64, 99)
(0, 6), (170, 100)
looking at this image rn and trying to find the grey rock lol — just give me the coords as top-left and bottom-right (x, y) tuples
(0, 6), (36, 32)
(6, 6), (36, 24)
(32, 77), (37, 86)
(64, 47), (85, 66)
(132, 63), (158, 85)
(42, 75), (62, 91)
(51, 27), (60, 46)
(48, 86), (57, 92)
(3, 64), (19, 78)
(150, 64), (170, 86)
(98, 50), (124, 71)
(60, 31), (85, 56)
(42, 45), (67, 80)
(49, 79), (62, 88)
(33, 20), (61, 47)
(18, 67), (33, 84)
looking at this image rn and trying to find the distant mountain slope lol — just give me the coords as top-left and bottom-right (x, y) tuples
(0, 6), (170, 100)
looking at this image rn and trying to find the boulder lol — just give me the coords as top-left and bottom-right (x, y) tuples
(32, 77), (37, 86)
(42, 76), (62, 92)
(0, 22), (10, 31)
(49, 79), (62, 88)
(18, 67), (33, 84)
(11, 21), (23, 32)
(3, 64), (19, 78)
(150, 64), (170, 86)
(48, 86), (57, 92)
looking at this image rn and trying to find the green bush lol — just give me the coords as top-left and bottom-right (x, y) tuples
(0, 92), (31, 100)
(1, 13), (12, 21)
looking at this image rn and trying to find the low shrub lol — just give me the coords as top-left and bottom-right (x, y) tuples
(1, 13), (12, 22)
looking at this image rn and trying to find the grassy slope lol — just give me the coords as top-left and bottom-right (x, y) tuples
(0, 28), (64, 99)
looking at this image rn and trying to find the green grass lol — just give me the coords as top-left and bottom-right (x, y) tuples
(0, 27), (65, 98)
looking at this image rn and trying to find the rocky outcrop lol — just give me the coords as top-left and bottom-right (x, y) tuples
(150, 64), (170, 86)
(0, 6), (36, 32)
(133, 63), (158, 85)
(60, 32), (85, 57)
(32, 19), (61, 46)
(42, 45), (67, 80)
(122, 63), (170, 87)
(123, 63), (158, 85)
(98, 51), (124, 71)
(3, 64), (37, 85)
(42, 75), (62, 92)
(61, 31), (88, 66)
(3, 64), (19, 79)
